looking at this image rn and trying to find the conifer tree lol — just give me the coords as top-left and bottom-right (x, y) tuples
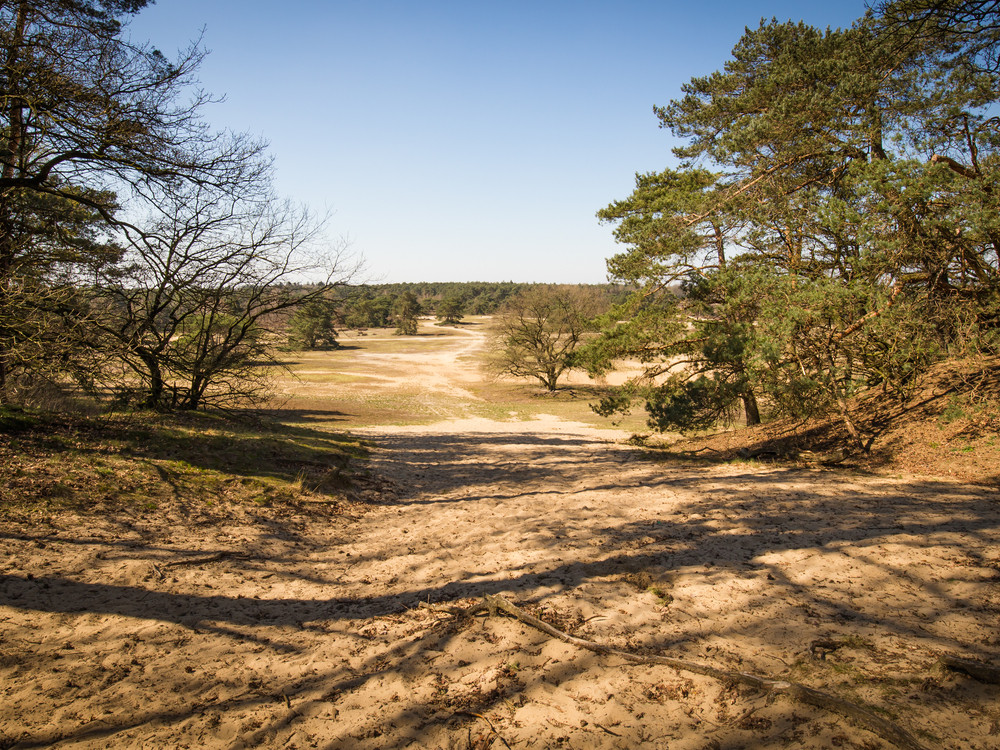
(591, 5), (999, 448)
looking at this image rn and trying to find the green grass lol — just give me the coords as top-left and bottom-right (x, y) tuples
(468, 381), (651, 431)
(0, 409), (366, 520)
(0, 405), (41, 433)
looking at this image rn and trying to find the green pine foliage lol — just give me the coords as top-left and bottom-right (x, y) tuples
(590, 2), (1000, 450)
(287, 298), (340, 350)
(436, 294), (466, 324)
(392, 291), (421, 336)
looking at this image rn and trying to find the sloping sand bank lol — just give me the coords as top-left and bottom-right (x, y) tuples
(3, 412), (999, 748)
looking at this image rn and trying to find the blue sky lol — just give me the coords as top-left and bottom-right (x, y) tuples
(127, 1), (870, 283)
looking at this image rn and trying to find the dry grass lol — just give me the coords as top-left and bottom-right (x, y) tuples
(0, 408), (367, 524)
(267, 317), (651, 432)
(655, 356), (1000, 486)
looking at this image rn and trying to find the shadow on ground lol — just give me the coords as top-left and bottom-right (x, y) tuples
(3, 426), (999, 748)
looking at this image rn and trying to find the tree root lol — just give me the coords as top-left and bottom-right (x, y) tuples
(795, 448), (851, 465)
(454, 594), (930, 750)
(939, 655), (1000, 684)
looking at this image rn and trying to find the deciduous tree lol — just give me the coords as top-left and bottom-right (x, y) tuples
(92, 182), (355, 410)
(0, 0), (266, 401)
(490, 286), (602, 391)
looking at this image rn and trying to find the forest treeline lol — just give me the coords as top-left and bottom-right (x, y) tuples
(293, 281), (631, 330)
(343, 281), (627, 317)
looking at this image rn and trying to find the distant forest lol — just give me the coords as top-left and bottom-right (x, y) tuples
(295, 282), (631, 324)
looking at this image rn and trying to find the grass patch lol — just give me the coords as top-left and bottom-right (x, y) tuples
(466, 381), (651, 431)
(0, 405), (41, 433)
(0, 409), (366, 522)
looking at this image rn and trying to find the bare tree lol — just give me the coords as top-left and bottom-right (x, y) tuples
(91, 180), (358, 410)
(489, 286), (603, 391)
(0, 0), (267, 401)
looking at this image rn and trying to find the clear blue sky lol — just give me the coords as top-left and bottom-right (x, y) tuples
(128, 1), (870, 283)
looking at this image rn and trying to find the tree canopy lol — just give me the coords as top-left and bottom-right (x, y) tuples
(589, 1), (1000, 449)
(0, 0), (351, 409)
(490, 286), (606, 391)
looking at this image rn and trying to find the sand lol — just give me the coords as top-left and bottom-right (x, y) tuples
(2, 327), (999, 749)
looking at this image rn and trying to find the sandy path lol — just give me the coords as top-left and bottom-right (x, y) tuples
(2, 329), (999, 748)
(344, 324), (488, 419)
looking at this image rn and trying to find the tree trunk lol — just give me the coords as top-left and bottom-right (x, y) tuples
(826, 352), (867, 453)
(183, 373), (206, 410)
(136, 351), (165, 408)
(712, 223), (727, 269)
(742, 391), (761, 426)
(539, 372), (558, 391)
(0, 1), (30, 404)
(0, 344), (8, 404)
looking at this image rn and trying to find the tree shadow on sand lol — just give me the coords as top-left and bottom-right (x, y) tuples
(3, 427), (999, 748)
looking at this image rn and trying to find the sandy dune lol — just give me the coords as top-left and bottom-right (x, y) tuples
(2, 327), (998, 748)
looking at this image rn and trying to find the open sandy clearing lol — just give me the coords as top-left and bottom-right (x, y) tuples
(1, 324), (998, 749)
(277, 320), (651, 429)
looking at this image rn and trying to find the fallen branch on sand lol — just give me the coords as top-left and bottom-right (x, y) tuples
(150, 552), (233, 579)
(162, 552), (231, 568)
(429, 595), (928, 750)
(457, 711), (513, 749)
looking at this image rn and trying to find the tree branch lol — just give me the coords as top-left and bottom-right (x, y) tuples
(474, 594), (928, 750)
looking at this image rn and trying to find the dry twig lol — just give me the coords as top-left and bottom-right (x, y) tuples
(457, 711), (512, 749)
